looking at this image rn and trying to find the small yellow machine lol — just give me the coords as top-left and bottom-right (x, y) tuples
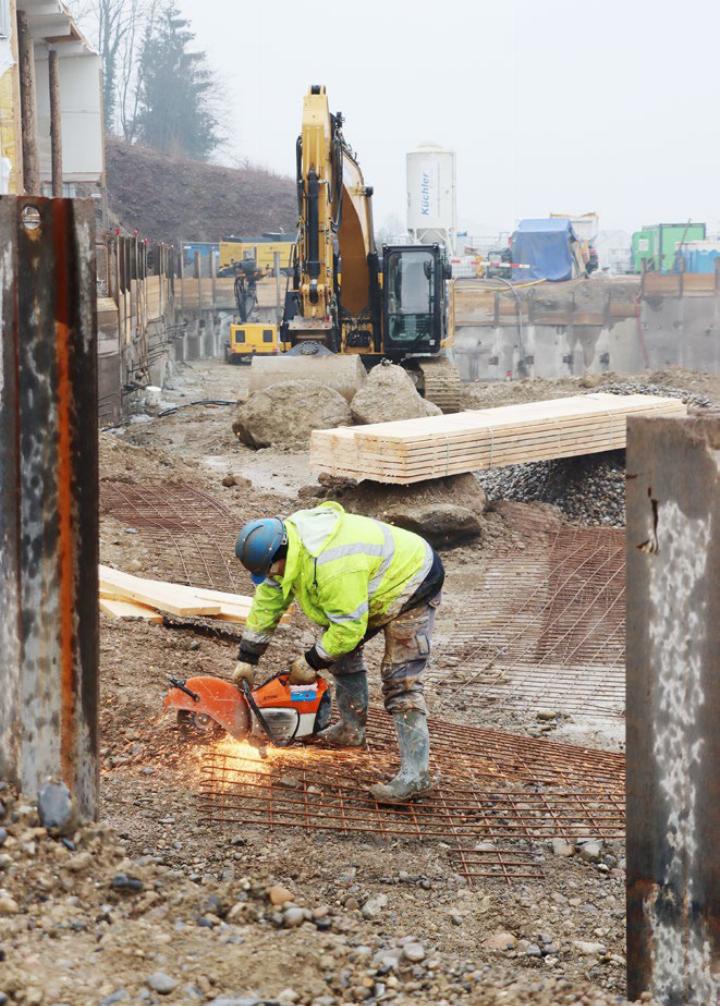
(225, 323), (286, 365)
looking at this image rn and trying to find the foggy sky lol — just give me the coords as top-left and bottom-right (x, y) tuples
(177, 0), (720, 239)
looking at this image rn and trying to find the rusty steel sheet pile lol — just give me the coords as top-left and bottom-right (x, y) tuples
(199, 712), (624, 884)
(0, 197), (98, 813)
(626, 415), (720, 1003)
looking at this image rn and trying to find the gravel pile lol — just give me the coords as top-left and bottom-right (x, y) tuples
(477, 451), (626, 528)
(477, 382), (711, 527)
(594, 380), (711, 409)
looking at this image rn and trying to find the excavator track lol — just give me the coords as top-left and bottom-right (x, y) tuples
(417, 356), (464, 414)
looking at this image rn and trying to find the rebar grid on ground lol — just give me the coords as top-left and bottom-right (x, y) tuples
(199, 710), (624, 883)
(436, 527), (625, 718)
(101, 481), (244, 591)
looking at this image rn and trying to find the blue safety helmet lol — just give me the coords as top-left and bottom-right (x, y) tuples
(235, 517), (288, 585)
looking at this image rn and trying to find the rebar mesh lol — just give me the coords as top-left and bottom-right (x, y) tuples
(101, 481), (244, 591)
(199, 711), (624, 883)
(436, 527), (625, 718)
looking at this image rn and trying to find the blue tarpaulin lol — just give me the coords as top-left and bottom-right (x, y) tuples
(511, 219), (577, 282)
(678, 248), (720, 274)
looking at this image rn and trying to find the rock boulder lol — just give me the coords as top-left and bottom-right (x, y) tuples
(350, 361), (441, 424)
(384, 502), (483, 549)
(232, 380), (352, 449)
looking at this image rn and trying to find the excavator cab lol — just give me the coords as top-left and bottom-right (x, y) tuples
(382, 244), (450, 357)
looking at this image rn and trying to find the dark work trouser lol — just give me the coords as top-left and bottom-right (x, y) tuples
(330, 590), (442, 715)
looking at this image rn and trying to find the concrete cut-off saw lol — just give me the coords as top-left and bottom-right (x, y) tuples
(163, 673), (332, 747)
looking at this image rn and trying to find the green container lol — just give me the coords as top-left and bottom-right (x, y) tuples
(631, 222), (707, 273)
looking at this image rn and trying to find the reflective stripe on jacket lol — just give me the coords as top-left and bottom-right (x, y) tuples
(242, 501), (432, 661)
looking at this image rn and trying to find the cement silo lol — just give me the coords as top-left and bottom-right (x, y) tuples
(406, 144), (456, 253)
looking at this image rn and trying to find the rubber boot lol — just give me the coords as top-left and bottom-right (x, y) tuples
(317, 672), (368, 748)
(369, 710), (432, 803)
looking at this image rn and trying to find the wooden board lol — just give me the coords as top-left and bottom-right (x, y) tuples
(310, 393), (687, 485)
(316, 416), (673, 470)
(99, 565), (222, 617)
(193, 589), (252, 622)
(98, 572), (290, 626)
(100, 597), (164, 623)
(194, 588), (293, 624)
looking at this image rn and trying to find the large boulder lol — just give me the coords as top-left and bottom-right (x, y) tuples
(303, 472), (488, 549)
(232, 380), (352, 449)
(384, 502), (483, 549)
(351, 361), (441, 424)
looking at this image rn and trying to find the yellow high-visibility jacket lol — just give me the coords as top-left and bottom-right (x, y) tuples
(241, 502), (431, 662)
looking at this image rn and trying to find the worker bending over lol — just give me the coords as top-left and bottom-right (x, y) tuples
(233, 501), (444, 803)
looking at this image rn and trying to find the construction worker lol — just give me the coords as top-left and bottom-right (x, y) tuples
(232, 502), (444, 803)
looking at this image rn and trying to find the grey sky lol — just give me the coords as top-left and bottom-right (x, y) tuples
(177, 0), (720, 239)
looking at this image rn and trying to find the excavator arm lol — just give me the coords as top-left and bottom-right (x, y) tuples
(287, 85), (378, 351)
(294, 86), (338, 328)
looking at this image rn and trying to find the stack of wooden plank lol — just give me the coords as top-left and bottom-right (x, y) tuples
(310, 393), (687, 485)
(99, 565), (290, 624)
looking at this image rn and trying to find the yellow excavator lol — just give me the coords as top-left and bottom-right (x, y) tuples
(250, 85), (461, 412)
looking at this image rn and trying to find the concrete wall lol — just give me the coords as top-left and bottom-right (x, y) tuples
(455, 297), (720, 381)
(175, 310), (228, 364)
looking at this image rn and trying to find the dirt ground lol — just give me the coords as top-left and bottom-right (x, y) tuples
(2, 359), (681, 1006)
(106, 138), (296, 243)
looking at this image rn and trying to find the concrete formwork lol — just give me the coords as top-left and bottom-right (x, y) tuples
(626, 415), (720, 1004)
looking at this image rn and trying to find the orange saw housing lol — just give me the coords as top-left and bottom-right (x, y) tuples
(163, 673), (331, 744)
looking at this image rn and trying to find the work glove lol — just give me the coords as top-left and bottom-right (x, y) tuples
(232, 661), (256, 688)
(288, 655), (317, 686)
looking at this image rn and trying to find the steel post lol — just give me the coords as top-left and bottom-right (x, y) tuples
(0, 196), (99, 817)
(626, 414), (720, 1004)
(48, 48), (63, 198)
(16, 10), (40, 195)
(274, 250), (281, 323)
(194, 249), (202, 308)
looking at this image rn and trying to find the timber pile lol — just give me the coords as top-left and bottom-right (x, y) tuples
(98, 565), (290, 624)
(310, 393), (687, 485)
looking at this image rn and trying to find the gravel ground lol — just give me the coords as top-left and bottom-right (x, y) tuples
(0, 762), (638, 1006)
(463, 367), (720, 411)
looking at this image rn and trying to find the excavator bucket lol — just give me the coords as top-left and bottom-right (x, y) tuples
(249, 354), (367, 403)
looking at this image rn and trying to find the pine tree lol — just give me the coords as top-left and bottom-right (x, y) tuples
(134, 4), (220, 160)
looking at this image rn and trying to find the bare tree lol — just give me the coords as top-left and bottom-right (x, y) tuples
(118, 0), (159, 142)
(68, 0), (156, 136)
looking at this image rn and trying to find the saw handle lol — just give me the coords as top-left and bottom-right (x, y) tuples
(239, 677), (298, 748)
(168, 678), (200, 703)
